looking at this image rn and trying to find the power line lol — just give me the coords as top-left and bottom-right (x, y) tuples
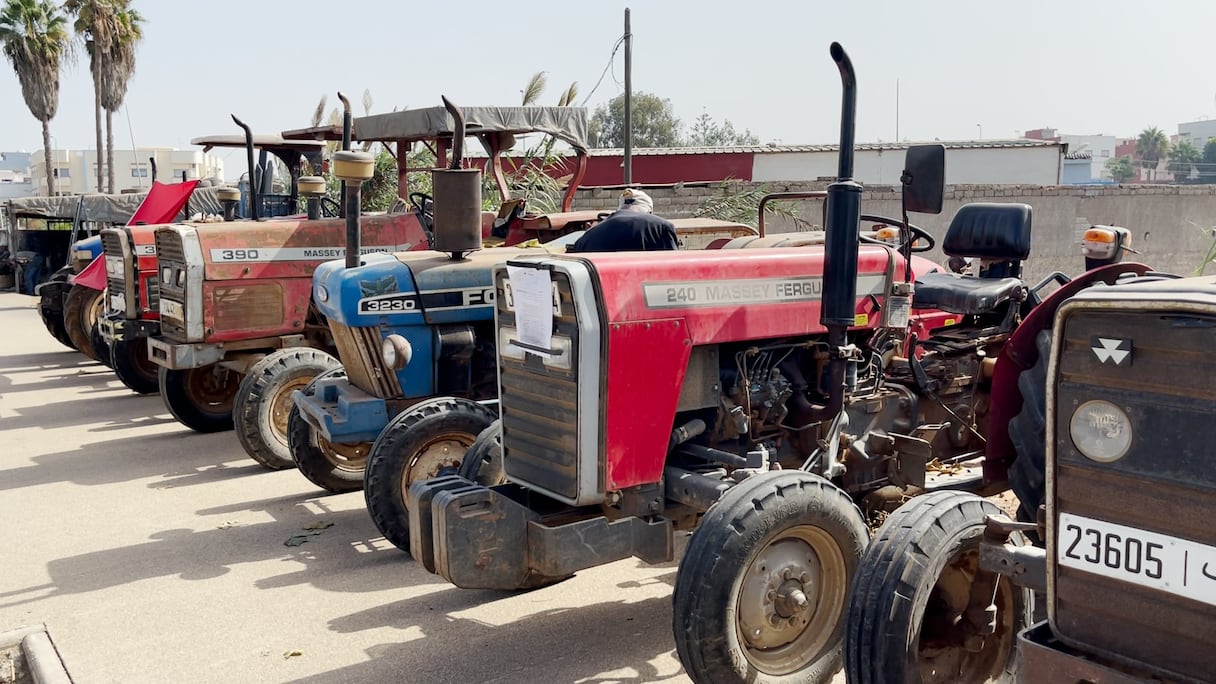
(579, 35), (626, 107)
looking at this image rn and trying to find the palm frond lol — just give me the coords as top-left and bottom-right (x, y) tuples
(521, 71), (546, 105)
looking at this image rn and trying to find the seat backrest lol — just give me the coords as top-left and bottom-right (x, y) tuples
(943, 203), (1032, 262)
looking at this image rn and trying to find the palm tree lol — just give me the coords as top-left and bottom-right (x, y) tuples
(1136, 126), (1169, 182)
(0, 0), (71, 196)
(66, 0), (143, 193)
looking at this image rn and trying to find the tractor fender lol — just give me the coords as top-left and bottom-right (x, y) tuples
(983, 261), (1152, 482)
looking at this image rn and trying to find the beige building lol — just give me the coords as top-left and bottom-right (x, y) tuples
(29, 147), (224, 196)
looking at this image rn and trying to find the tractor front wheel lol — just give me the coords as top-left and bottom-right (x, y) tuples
(63, 284), (106, 362)
(111, 338), (159, 394)
(234, 348), (340, 470)
(38, 268), (75, 350)
(672, 470), (868, 684)
(288, 367), (372, 492)
(457, 419), (504, 484)
(844, 491), (1031, 684)
(364, 397), (496, 554)
(159, 365), (240, 433)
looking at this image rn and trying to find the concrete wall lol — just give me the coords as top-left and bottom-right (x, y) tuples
(574, 182), (1216, 282)
(750, 146), (1062, 185)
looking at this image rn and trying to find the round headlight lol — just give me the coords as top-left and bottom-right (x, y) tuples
(381, 334), (412, 371)
(1069, 400), (1132, 463)
(316, 284), (329, 303)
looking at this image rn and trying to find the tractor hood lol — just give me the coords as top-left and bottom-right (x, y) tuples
(191, 213), (429, 282)
(540, 245), (944, 343)
(313, 245), (559, 328)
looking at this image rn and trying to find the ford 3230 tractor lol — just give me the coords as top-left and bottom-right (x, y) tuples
(401, 44), (1145, 684)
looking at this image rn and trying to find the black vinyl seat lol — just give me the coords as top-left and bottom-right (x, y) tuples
(913, 203), (1031, 315)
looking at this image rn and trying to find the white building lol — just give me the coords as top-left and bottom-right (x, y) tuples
(29, 147), (224, 196)
(1058, 134), (1117, 181)
(1178, 119), (1216, 151)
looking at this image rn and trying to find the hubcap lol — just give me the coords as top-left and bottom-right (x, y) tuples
(269, 378), (312, 448)
(401, 432), (474, 491)
(736, 526), (847, 675)
(316, 432), (370, 472)
(917, 545), (1017, 683)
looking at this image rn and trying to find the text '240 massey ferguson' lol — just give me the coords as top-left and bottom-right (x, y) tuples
(404, 43), (1146, 684)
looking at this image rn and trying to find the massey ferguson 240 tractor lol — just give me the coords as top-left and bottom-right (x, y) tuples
(844, 274), (1213, 684)
(401, 43), (1146, 683)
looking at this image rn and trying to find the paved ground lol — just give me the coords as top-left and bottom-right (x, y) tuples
(0, 292), (706, 684)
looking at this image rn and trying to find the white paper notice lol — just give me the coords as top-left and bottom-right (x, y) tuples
(506, 265), (554, 355)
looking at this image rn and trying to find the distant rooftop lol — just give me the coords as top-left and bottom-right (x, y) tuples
(0, 151), (31, 172)
(584, 139), (1062, 156)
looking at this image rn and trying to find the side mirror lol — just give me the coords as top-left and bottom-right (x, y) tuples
(902, 144), (945, 214)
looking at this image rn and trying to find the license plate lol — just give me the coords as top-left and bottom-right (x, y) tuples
(160, 299), (184, 321)
(1058, 512), (1216, 608)
(109, 292), (125, 312)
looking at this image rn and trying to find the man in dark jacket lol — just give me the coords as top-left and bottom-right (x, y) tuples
(567, 189), (679, 253)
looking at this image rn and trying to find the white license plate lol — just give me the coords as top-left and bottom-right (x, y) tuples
(502, 280), (562, 316)
(160, 299), (184, 321)
(109, 292), (125, 312)
(1058, 512), (1216, 608)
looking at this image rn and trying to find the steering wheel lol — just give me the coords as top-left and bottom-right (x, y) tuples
(858, 213), (936, 253)
(409, 192), (434, 217)
(321, 197), (341, 218)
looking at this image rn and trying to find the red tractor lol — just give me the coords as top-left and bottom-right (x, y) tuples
(403, 43), (1144, 683)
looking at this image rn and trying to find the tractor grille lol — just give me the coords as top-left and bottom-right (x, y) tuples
(154, 229), (187, 339)
(497, 269), (583, 502)
(328, 320), (402, 398)
(146, 274), (160, 312)
(210, 284), (284, 331)
(1050, 307), (1216, 682)
(101, 230), (134, 317)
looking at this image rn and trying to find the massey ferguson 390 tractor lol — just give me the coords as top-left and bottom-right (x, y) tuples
(403, 43), (1146, 683)
(844, 274), (1212, 684)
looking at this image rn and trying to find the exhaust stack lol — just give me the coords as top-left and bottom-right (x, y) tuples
(337, 91), (352, 218)
(333, 151), (374, 268)
(298, 176), (327, 220)
(231, 115), (259, 220)
(430, 96), (483, 260)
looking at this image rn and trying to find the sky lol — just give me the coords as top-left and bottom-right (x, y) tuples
(2, 0), (1214, 176)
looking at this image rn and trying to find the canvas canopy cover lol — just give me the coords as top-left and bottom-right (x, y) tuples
(3, 185), (226, 225)
(353, 105), (589, 154)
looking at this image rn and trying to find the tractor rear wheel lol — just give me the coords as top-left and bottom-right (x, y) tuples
(38, 268), (76, 350)
(159, 365), (240, 433)
(672, 470), (868, 684)
(844, 491), (1031, 684)
(63, 284), (106, 362)
(235, 348), (340, 470)
(111, 338), (159, 394)
(288, 367), (372, 492)
(364, 397), (496, 554)
(1008, 330), (1051, 527)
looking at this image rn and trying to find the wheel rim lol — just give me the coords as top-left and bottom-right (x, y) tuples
(85, 290), (104, 329)
(130, 340), (159, 379)
(314, 430), (370, 472)
(268, 377), (313, 449)
(402, 432), (475, 490)
(735, 525), (847, 675)
(916, 544), (1017, 683)
(185, 367), (238, 415)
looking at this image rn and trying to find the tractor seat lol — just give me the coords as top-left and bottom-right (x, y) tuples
(913, 272), (1024, 315)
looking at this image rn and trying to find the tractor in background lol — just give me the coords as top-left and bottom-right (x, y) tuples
(843, 271), (1210, 684)
(402, 43), (1145, 684)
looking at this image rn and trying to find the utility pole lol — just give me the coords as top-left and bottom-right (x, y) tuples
(895, 78), (900, 142)
(623, 7), (633, 185)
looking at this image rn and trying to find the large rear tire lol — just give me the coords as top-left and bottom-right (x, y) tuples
(234, 348), (340, 470)
(672, 470), (868, 684)
(38, 268), (76, 350)
(288, 367), (374, 492)
(1008, 330), (1051, 525)
(159, 365), (240, 433)
(110, 338), (159, 394)
(63, 284), (106, 362)
(364, 397), (496, 554)
(844, 491), (1032, 684)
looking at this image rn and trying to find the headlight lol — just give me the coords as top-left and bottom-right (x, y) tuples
(381, 334), (412, 370)
(1069, 400), (1132, 463)
(316, 284), (329, 303)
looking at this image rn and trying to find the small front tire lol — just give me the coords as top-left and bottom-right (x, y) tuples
(288, 367), (372, 492)
(234, 348), (340, 470)
(159, 365), (240, 433)
(111, 338), (160, 394)
(364, 397), (496, 554)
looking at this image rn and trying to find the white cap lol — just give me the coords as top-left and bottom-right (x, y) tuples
(618, 188), (654, 213)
